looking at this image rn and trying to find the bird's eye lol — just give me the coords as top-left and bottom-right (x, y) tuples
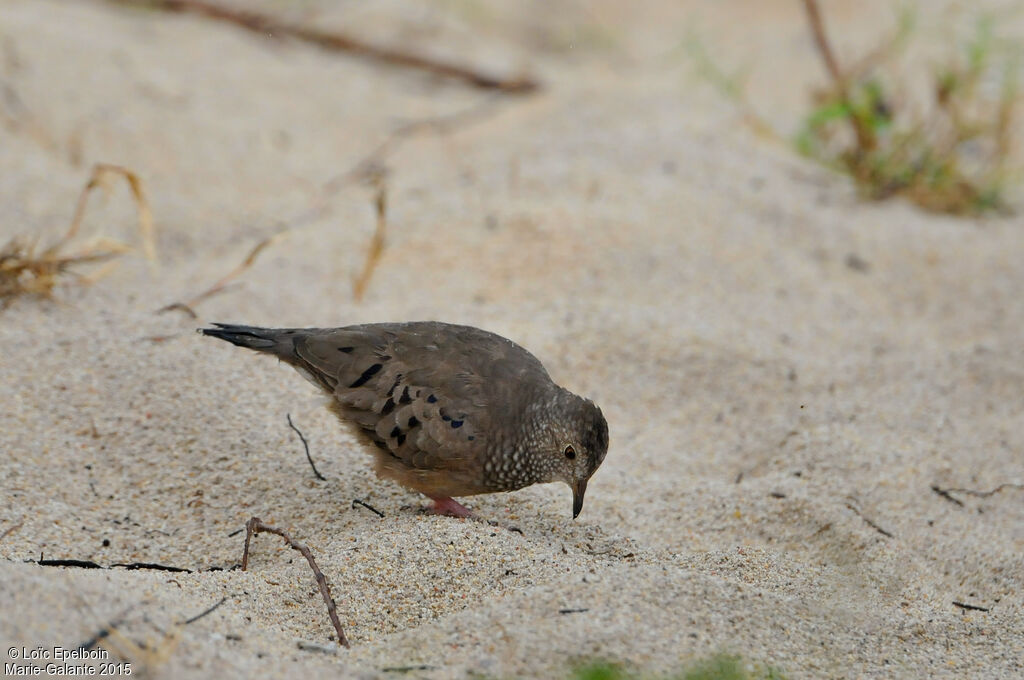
(564, 445), (576, 460)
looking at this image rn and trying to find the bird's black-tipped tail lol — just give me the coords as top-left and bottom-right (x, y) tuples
(200, 323), (293, 355)
(201, 323), (337, 392)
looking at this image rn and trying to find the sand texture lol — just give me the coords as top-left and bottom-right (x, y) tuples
(1, 0), (1023, 678)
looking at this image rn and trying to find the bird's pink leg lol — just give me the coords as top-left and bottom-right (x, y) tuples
(427, 496), (472, 518)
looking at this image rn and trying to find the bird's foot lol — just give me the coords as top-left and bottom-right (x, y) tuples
(427, 496), (472, 518)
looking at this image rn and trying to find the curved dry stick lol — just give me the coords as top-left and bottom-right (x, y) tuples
(352, 179), (386, 302)
(114, 0), (538, 93)
(241, 517), (349, 647)
(935, 482), (1024, 500)
(287, 413), (326, 481)
(156, 232), (286, 316)
(59, 163), (156, 262)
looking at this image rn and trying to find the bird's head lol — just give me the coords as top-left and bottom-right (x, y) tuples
(536, 390), (609, 519)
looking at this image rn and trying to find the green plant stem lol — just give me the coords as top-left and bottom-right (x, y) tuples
(800, 0), (877, 151)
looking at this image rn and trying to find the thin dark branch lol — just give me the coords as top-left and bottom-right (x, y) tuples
(558, 608), (589, 614)
(77, 618), (127, 652)
(113, 0), (538, 93)
(351, 177), (387, 302)
(1, 522), (23, 541)
(161, 233), (281, 315)
(76, 602), (149, 652)
(321, 98), (501, 195)
(351, 498), (385, 519)
(37, 556), (103, 569)
(289, 98), (504, 231)
(155, 301), (198, 319)
(930, 484), (964, 507)
(801, 0), (844, 87)
(32, 555), (196, 572)
(287, 413), (326, 481)
(952, 600), (990, 612)
(110, 561), (192, 573)
(940, 483), (1023, 498)
(241, 517), (349, 647)
(180, 596), (228, 625)
(296, 640), (341, 654)
(845, 503), (895, 538)
(77, 627), (115, 652)
(141, 333), (184, 343)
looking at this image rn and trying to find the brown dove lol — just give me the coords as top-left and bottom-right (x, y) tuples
(201, 322), (609, 518)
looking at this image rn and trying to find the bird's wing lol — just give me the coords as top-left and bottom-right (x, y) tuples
(290, 323), (548, 482)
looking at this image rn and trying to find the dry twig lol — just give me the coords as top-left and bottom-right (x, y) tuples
(113, 0), (538, 93)
(1, 164), (155, 307)
(352, 178), (387, 302)
(350, 499), (384, 519)
(932, 482), (1023, 504)
(946, 482), (1023, 497)
(241, 517), (349, 647)
(288, 99), (501, 233)
(930, 484), (964, 507)
(287, 413), (326, 481)
(64, 164), (157, 262)
(77, 603), (145, 652)
(32, 555), (194, 572)
(0, 77), (56, 152)
(0, 522), (23, 541)
(845, 502), (895, 538)
(952, 600), (990, 612)
(157, 231), (288, 316)
(179, 597), (227, 625)
(322, 99), (502, 196)
(100, 622), (182, 671)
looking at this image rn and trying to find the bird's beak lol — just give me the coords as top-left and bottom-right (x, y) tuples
(572, 479), (587, 519)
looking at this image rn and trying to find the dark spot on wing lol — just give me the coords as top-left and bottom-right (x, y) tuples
(390, 426), (402, 439)
(468, 435), (475, 441)
(408, 416), (420, 428)
(396, 433), (406, 447)
(338, 346), (353, 353)
(363, 428), (390, 452)
(399, 386), (412, 404)
(387, 376), (402, 397)
(427, 394), (438, 403)
(451, 420), (463, 429)
(349, 363), (383, 388)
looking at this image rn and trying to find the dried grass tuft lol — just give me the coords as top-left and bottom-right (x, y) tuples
(1, 164), (155, 308)
(352, 176), (388, 303)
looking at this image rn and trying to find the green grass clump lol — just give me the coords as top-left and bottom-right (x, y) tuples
(796, 0), (1020, 215)
(571, 654), (785, 680)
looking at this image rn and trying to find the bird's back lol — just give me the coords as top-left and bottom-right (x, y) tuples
(202, 321), (556, 496)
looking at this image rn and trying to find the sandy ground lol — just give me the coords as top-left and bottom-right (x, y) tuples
(2, 0), (1023, 678)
